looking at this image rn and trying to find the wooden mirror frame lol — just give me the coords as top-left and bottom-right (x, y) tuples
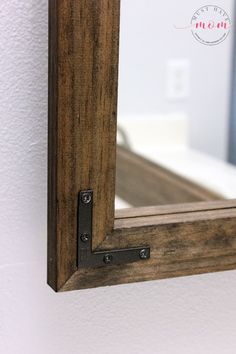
(48, 0), (236, 292)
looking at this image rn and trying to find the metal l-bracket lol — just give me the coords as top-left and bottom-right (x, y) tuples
(77, 190), (150, 268)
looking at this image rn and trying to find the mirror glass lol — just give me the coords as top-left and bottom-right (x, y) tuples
(116, 0), (236, 209)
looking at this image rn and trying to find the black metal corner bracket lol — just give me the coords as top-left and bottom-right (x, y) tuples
(77, 190), (150, 268)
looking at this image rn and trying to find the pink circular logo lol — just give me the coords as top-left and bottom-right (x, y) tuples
(191, 5), (231, 46)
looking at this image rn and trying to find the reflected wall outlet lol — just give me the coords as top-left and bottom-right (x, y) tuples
(166, 59), (190, 100)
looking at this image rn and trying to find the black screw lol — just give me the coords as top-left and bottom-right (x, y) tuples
(139, 249), (149, 260)
(103, 254), (113, 265)
(81, 192), (92, 205)
(80, 233), (90, 243)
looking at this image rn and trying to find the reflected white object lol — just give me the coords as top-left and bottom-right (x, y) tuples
(166, 59), (190, 100)
(117, 115), (236, 201)
(115, 196), (131, 209)
(117, 114), (188, 149)
(138, 147), (236, 199)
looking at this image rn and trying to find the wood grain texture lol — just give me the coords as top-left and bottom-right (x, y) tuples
(48, 0), (58, 291)
(48, 0), (236, 292)
(48, 0), (120, 291)
(116, 146), (223, 207)
(61, 206), (236, 291)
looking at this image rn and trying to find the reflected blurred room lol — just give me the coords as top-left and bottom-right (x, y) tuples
(116, 0), (236, 209)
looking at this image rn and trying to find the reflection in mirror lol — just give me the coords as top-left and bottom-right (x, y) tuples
(115, 1), (236, 209)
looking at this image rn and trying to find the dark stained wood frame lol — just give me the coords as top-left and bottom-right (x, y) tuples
(48, 0), (236, 292)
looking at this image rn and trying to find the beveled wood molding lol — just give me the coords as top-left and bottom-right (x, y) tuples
(61, 200), (236, 291)
(48, 0), (236, 292)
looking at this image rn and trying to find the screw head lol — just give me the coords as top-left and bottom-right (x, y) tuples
(139, 249), (149, 260)
(81, 192), (92, 205)
(80, 233), (90, 243)
(103, 254), (113, 265)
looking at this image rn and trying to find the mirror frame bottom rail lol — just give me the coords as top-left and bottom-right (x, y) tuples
(49, 199), (236, 292)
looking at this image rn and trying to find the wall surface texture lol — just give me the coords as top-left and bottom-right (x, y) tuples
(1, 1), (236, 354)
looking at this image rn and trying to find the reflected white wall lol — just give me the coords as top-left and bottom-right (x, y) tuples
(118, 0), (234, 160)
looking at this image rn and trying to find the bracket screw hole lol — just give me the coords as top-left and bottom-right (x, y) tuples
(139, 249), (149, 260)
(103, 254), (113, 265)
(80, 233), (90, 243)
(81, 192), (92, 204)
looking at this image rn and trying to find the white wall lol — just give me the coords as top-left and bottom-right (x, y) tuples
(1, 1), (236, 354)
(118, 0), (234, 160)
